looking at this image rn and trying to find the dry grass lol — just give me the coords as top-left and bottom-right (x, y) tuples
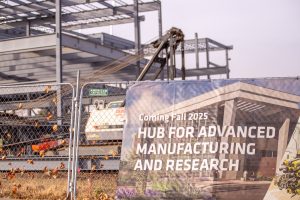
(0, 172), (118, 200)
(76, 172), (118, 200)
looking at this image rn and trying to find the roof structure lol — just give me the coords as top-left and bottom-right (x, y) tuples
(154, 81), (300, 116)
(0, 0), (159, 37)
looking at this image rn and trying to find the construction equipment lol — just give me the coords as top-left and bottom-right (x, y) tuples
(137, 27), (185, 81)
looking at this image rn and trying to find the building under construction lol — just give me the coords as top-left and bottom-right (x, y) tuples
(0, 0), (233, 173)
(0, 0), (232, 84)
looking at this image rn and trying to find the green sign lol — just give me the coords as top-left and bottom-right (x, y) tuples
(89, 88), (108, 96)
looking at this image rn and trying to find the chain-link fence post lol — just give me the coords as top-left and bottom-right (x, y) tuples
(67, 84), (75, 197)
(71, 81), (129, 199)
(67, 71), (80, 199)
(72, 71), (83, 200)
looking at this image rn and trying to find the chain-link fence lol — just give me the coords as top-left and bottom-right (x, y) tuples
(71, 82), (129, 199)
(0, 81), (132, 199)
(0, 83), (75, 199)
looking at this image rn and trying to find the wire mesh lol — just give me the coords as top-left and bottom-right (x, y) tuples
(73, 82), (129, 199)
(0, 83), (75, 199)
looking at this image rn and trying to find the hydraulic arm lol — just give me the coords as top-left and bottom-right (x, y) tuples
(136, 27), (185, 81)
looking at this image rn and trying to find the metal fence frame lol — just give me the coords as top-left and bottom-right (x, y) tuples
(0, 82), (76, 198)
(69, 81), (130, 199)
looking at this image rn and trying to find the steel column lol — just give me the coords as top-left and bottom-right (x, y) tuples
(181, 40), (185, 80)
(25, 21), (31, 36)
(226, 49), (230, 79)
(56, 0), (62, 84)
(169, 38), (175, 80)
(195, 33), (200, 80)
(56, 0), (62, 124)
(166, 48), (169, 80)
(134, 0), (141, 78)
(158, 1), (164, 80)
(205, 38), (210, 79)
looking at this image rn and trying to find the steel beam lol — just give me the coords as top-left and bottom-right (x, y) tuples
(61, 34), (128, 59)
(0, 52), (106, 69)
(207, 38), (232, 50)
(60, 1), (159, 22)
(0, 1), (55, 18)
(0, 101), (51, 111)
(0, 159), (69, 171)
(0, 1), (159, 27)
(0, 34), (56, 55)
(195, 33), (199, 80)
(1, 61), (111, 76)
(184, 67), (229, 77)
(0, 71), (37, 82)
(0, 33), (131, 59)
(134, 0), (141, 77)
(205, 38), (210, 79)
(158, 1), (163, 80)
(0, 84), (60, 95)
(62, 15), (145, 30)
(0, 48), (76, 62)
(0, 63), (107, 79)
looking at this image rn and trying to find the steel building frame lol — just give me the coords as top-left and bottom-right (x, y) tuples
(0, 0), (162, 84)
(0, 0), (232, 85)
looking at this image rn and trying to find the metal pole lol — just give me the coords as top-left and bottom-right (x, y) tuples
(181, 40), (185, 80)
(166, 48), (169, 81)
(134, 0), (141, 78)
(73, 79), (84, 199)
(110, 0), (115, 35)
(158, 1), (164, 80)
(225, 49), (230, 79)
(205, 38), (210, 79)
(26, 93), (31, 116)
(195, 33), (199, 80)
(66, 81), (77, 197)
(71, 71), (80, 200)
(56, 0), (63, 125)
(26, 21), (31, 36)
(169, 38), (175, 80)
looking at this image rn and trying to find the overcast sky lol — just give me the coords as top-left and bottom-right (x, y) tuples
(88, 0), (300, 78)
(159, 0), (300, 78)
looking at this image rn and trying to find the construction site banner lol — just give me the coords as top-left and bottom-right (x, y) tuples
(117, 78), (300, 200)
